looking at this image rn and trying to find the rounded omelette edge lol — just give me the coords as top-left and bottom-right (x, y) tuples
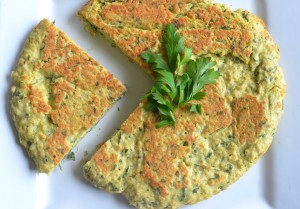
(78, 0), (286, 208)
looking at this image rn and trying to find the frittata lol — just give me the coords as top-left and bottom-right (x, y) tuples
(78, 0), (286, 208)
(11, 19), (126, 174)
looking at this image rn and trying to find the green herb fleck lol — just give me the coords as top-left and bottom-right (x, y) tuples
(124, 167), (129, 176)
(81, 150), (89, 164)
(84, 150), (88, 157)
(27, 141), (33, 147)
(228, 135), (235, 140)
(192, 187), (199, 193)
(58, 164), (63, 171)
(225, 164), (233, 173)
(108, 182), (118, 191)
(156, 187), (162, 195)
(242, 12), (249, 21)
(179, 188), (187, 201)
(66, 151), (75, 161)
(13, 91), (21, 97)
(190, 104), (202, 114)
(207, 152), (212, 158)
(141, 24), (220, 128)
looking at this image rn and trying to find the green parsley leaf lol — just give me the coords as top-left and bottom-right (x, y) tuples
(156, 120), (175, 128)
(163, 24), (184, 70)
(141, 24), (220, 128)
(193, 91), (206, 100)
(177, 48), (193, 67)
(190, 104), (202, 114)
(176, 73), (190, 105)
(141, 52), (170, 72)
(145, 98), (157, 111)
(155, 70), (177, 100)
(157, 105), (175, 121)
(152, 89), (173, 110)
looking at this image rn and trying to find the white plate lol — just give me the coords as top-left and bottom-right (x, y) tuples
(0, 0), (299, 209)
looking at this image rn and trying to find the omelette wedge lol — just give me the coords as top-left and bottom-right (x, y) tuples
(11, 19), (126, 174)
(78, 1), (286, 208)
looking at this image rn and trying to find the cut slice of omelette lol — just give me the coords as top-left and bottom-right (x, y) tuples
(78, 0), (286, 208)
(11, 19), (126, 174)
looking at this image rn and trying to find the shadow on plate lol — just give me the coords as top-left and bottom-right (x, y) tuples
(113, 193), (136, 209)
(254, 0), (268, 26)
(254, 1), (275, 206)
(263, 141), (275, 207)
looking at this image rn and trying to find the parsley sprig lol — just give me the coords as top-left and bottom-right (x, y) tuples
(141, 24), (220, 128)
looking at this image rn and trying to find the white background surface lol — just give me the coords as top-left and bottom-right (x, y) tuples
(0, 0), (299, 209)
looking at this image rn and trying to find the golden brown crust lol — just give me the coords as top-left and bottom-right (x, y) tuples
(137, 89), (231, 197)
(28, 85), (52, 113)
(232, 95), (266, 143)
(79, 1), (286, 208)
(140, 114), (190, 197)
(100, 1), (174, 27)
(11, 19), (126, 173)
(78, 0), (254, 78)
(93, 143), (119, 175)
(120, 105), (144, 133)
(200, 87), (232, 134)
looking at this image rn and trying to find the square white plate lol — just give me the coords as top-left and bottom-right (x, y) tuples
(0, 0), (299, 209)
